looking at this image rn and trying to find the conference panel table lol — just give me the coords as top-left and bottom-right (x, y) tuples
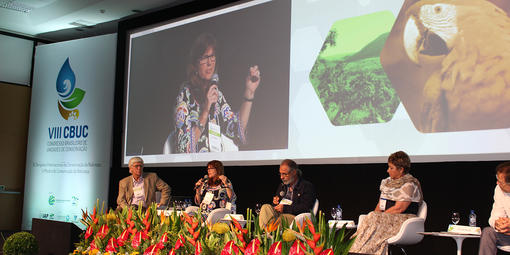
(419, 232), (480, 255)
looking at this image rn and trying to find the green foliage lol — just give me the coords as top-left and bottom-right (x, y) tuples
(321, 29), (338, 52)
(3, 232), (38, 255)
(310, 32), (400, 126)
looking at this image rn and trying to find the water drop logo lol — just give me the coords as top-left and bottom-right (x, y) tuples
(48, 194), (56, 205)
(56, 58), (85, 120)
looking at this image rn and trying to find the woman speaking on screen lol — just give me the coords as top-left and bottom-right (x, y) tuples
(172, 33), (261, 153)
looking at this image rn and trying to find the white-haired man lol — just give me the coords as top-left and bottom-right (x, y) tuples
(117, 157), (171, 209)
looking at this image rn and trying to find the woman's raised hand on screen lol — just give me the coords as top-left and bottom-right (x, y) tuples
(195, 178), (204, 190)
(245, 65), (260, 99)
(218, 175), (228, 185)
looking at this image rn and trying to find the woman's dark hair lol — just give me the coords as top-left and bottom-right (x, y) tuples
(187, 33), (217, 104)
(388, 151), (411, 174)
(207, 160), (224, 186)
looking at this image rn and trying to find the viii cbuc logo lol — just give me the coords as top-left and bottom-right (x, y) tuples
(48, 58), (89, 141)
(56, 58), (85, 120)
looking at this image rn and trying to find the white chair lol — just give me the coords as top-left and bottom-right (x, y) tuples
(163, 132), (174, 154)
(184, 206), (231, 226)
(498, 245), (510, 253)
(290, 199), (319, 228)
(206, 208), (232, 225)
(358, 201), (427, 255)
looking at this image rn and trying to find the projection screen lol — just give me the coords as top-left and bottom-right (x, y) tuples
(123, 0), (510, 166)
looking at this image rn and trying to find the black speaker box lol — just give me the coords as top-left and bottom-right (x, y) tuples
(31, 218), (82, 255)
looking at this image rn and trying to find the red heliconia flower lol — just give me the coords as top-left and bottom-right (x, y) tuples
(186, 235), (196, 246)
(221, 240), (239, 255)
(307, 239), (316, 250)
(313, 244), (324, 255)
(89, 239), (97, 250)
(144, 244), (160, 255)
(187, 227), (195, 236)
(183, 212), (193, 225)
(96, 224), (109, 239)
(91, 207), (99, 225)
(117, 229), (130, 247)
(313, 233), (321, 243)
(268, 241), (282, 255)
(289, 240), (306, 255)
(143, 209), (151, 231)
(244, 238), (260, 255)
(195, 240), (202, 255)
(168, 248), (176, 255)
(132, 232), (142, 249)
(157, 232), (169, 249)
(319, 248), (334, 255)
(84, 226), (93, 239)
(131, 230), (149, 249)
(105, 237), (118, 253)
(193, 229), (201, 240)
(231, 217), (248, 234)
(191, 221), (199, 230)
(174, 235), (185, 250)
(128, 221), (136, 234)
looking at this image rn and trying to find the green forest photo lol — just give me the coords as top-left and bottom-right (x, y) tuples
(309, 11), (400, 126)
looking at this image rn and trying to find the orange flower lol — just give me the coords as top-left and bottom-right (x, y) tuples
(265, 218), (281, 233)
(160, 211), (166, 225)
(305, 218), (315, 235)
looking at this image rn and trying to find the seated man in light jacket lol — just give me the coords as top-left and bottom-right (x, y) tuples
(117, 156), (171, 210)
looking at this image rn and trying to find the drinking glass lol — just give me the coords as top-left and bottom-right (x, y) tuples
(451, 212), (460, 225)
(331, 207), (338, 220)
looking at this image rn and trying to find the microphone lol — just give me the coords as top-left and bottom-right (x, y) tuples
(210, 73), (219, 86)
(194, 175), (208, 190)
(209, 74), (219, 119)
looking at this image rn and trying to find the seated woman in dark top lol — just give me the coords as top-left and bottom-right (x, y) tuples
(350, 151), (423, 255)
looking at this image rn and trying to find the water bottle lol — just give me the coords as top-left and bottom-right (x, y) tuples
(469, 210), (477, 227)
(336, 204), (343, 220)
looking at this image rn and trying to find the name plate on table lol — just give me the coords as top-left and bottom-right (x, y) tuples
(223, 214), (244, 221)
(328, 220), (356, 228)
(157, 209), (183, 216)
(221, 214), (246, 227)
(447, 224), (481, 235)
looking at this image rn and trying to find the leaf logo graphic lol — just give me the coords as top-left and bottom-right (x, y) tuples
(56, 58), (85, 120)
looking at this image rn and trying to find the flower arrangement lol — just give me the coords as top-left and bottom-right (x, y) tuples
(73, 201), (355, 255)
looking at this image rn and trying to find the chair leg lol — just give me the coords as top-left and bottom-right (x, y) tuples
(389, 245), (407, 255)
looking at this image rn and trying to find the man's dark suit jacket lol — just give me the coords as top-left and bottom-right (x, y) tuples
(274, 178), (316, 215)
